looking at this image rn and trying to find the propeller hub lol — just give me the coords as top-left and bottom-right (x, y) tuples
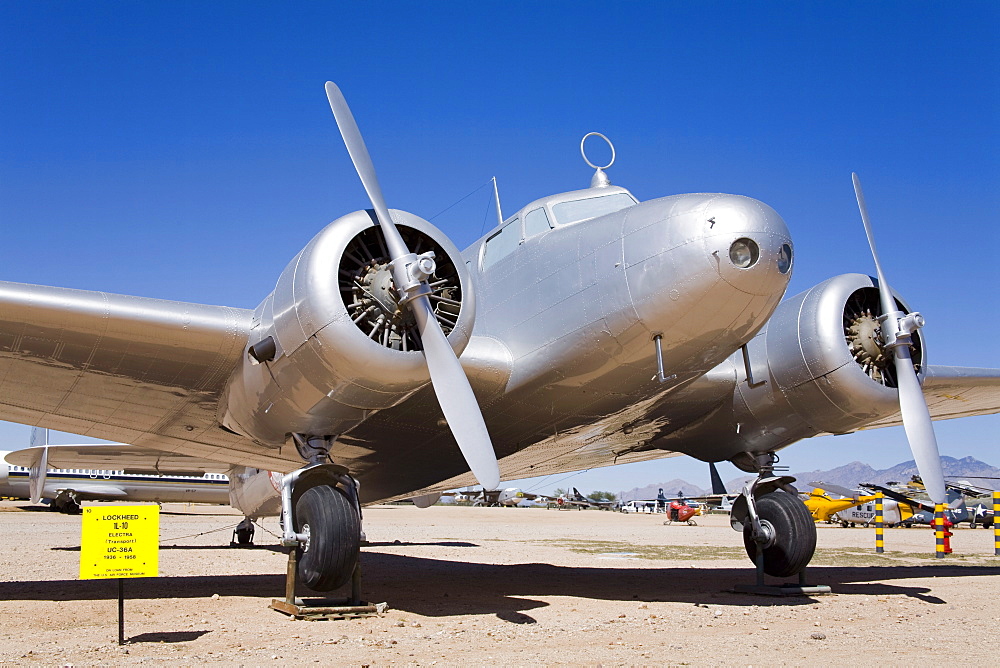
(339, 224), (462, 351)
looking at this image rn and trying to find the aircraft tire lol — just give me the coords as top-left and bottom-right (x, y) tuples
(294, 484), (361, 592)
(742, 490), (816, 578)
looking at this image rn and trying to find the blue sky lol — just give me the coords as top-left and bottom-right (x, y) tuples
(1, 2), (997, 494)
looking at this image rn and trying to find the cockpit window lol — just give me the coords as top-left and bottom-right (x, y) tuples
(551, 192), (637, 226)
(523, 207), (552, 238)
(482, 218), (520, 270)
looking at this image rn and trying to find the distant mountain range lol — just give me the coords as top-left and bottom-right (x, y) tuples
(617, 456), (1000, 500)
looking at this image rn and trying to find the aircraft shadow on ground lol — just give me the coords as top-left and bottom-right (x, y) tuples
(4, 552), (997, 616)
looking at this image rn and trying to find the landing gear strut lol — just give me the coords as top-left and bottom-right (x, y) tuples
(278, 434), (363, 592)
(232, 517), (256, 546)
(730, 453), (817, 578)
(53, 490), (81, 514)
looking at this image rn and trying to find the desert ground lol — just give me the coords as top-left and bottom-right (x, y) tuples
(0, 499), (997, 666)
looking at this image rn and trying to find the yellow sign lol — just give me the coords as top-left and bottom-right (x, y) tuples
(80, 505), (159, 580)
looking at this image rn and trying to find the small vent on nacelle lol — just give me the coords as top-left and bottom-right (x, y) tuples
(339, 224), (462, 351)
(843, 287), (922, 388)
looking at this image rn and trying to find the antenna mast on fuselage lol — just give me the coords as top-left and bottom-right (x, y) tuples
(580, 132), (615, 188)
(492, 176), (503, 226)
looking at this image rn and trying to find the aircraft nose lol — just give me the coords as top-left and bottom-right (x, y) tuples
(702, 195), (793, 297)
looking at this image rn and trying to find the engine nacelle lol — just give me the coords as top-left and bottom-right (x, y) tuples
(219, 209), (475, 446)
(731, 273), (925, 459)
(659, 273), (926, 467)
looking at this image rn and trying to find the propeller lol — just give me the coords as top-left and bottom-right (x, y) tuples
(325, 82), (500, 490)
(851, 172), (946, 505)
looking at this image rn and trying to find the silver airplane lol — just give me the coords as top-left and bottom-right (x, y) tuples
(0, 82), (997, 592)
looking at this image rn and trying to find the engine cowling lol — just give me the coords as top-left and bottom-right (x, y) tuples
(219, 209), (475, 446)
(657, 273), (926, 467)
(732, 272), (925, 456)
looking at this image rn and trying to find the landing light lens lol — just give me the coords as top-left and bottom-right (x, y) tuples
(729, 238), (759, 269)
(777, 243), (793, 274)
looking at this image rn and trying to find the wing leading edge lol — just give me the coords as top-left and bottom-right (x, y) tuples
(858, 365), (1000, 430)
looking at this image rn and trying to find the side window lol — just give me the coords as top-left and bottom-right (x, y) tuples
(482, 218), (521, 270)
(523, 207), (552, 238)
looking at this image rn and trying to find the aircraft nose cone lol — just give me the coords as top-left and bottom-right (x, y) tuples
(702, 195), (793, 297)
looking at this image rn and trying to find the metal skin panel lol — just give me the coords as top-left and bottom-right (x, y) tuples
(228, 466), (283, 519)
(858, 365), (1000, 430)
(0, 282), (285, 464)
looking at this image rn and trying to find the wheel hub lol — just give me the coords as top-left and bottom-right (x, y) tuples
(300, 523), (312, 553)
(755, 518), (777, 549)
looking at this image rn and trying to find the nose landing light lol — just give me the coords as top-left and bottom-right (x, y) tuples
(729, 238), (760, 269)
(777, 243), (793, 274)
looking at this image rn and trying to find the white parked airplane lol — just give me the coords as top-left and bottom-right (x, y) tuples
(0, 429), (230, 514)
(0, 82), (997, 591)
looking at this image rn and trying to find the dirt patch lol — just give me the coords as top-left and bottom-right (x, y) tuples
(1, 501), (997, 664)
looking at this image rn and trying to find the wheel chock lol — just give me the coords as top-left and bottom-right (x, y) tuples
(270, 547), (388, 620)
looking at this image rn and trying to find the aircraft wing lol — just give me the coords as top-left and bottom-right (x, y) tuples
(858, 365), (1000, 430)
(860, 483), (935, 513)
(4, 444), (231, 476)
(0, 282), (301, 472)
(808, 482), (863, 499)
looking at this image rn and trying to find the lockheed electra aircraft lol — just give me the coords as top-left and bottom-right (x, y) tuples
(0, 82), (997, 592)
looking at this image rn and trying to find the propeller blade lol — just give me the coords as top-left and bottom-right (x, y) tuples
(410, 293), (501, 490)
(325, 81), (409, 261)
(893, 345), (946, 504)
(852, 173), (898, 320)
(851, 173), (946, 504)
(325, 81), (499, 490)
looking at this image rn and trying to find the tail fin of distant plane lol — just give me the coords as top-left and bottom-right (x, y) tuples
(29, 427), (49, 449)
(709, 462), (726, 495)
(27, 443), (49, 504)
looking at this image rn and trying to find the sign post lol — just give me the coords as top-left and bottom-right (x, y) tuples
(80, 506), (159, 645)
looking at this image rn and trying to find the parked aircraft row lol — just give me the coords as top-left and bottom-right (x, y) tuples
(0, 81), (997, 591)
(806, 479), (996, 528)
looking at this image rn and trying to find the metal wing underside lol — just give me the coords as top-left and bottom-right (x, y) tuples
(4, 444), (231, 475)
(856, 365), (1000, 431)
(0, 281), (302, 472)
(334, 376), (706, 502)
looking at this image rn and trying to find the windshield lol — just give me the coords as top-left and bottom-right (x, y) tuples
(551, 192), (636, 226)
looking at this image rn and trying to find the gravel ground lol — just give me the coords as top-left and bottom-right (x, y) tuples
(1, 499), (997, 666)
